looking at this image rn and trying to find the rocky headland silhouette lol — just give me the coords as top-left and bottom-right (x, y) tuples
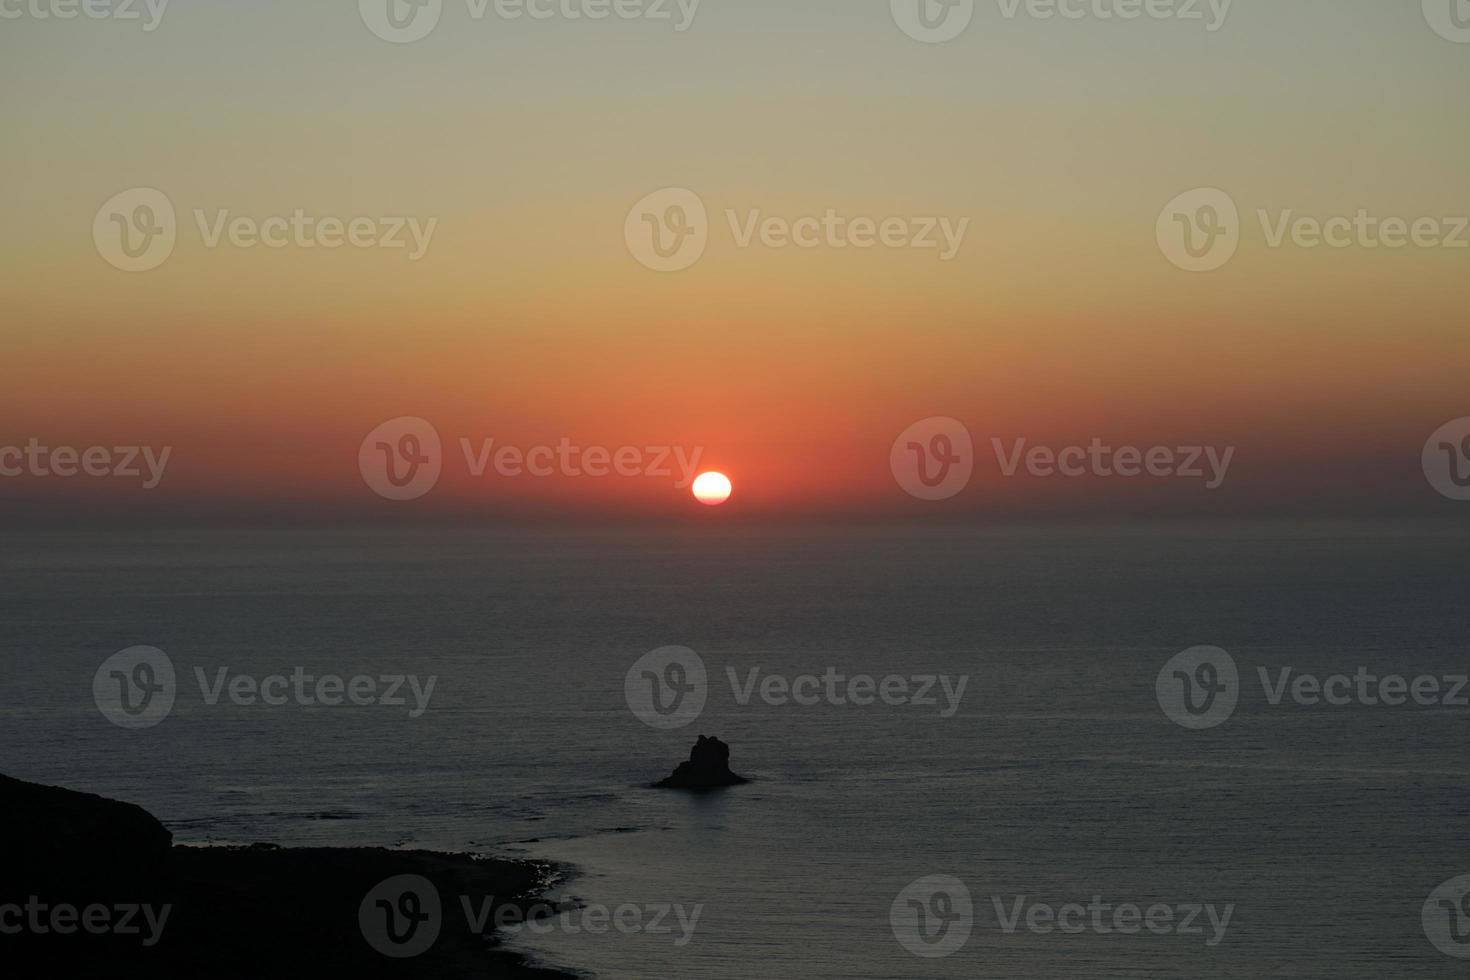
(0, 773), (573, 978)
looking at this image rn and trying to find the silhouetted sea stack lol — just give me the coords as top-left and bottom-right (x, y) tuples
(655, 735), (749, 789)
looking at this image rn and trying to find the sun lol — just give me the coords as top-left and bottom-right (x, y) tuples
(691, 472), (732, 506)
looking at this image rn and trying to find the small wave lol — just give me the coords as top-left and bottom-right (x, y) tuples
(257, 809), (363, 821)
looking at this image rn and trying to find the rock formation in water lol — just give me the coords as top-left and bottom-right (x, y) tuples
(655, 735), (749, 789)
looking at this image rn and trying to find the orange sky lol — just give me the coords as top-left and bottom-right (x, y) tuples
(3, 2), (1468, 522)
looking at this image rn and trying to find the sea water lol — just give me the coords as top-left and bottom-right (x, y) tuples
(4, 523), (1468, 978)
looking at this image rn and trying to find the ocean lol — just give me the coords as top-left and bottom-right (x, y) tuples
(4, 523), (1468, 978)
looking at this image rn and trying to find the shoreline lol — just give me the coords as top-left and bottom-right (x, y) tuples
(168, 844), (583, 979)
(1, 773), (581, 978)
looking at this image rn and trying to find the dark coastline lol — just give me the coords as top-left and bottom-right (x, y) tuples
(1, 774), (579, 978)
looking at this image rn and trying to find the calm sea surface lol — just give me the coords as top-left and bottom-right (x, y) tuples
(4, 523), (1468, 978)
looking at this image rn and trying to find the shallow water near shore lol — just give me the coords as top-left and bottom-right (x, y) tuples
(5, 523), (1469, 977)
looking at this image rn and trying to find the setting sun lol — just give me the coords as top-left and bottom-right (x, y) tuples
(692, 472), (732, 506)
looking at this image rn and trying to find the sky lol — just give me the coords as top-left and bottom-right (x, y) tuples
(2, 0), (1468, 521)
